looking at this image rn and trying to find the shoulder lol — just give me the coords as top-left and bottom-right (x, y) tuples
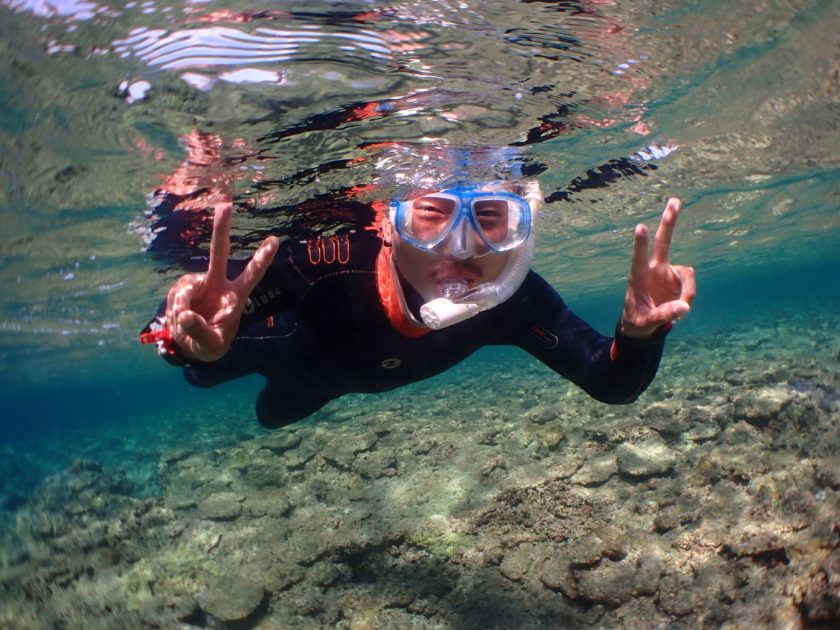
(482, 270), (567, 335)
(511, 270), (567, 311)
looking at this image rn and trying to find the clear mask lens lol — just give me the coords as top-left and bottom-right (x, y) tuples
(397, 189), (530, 253)
(405, 195), (459, 243)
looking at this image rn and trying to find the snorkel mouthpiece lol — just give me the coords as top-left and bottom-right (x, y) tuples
(420, 298), (481, 329)
(420, 278), (477, 329)
(440, 278), (469, 300)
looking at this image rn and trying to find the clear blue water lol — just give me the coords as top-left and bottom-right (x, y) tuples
(1, 0), (839, 511)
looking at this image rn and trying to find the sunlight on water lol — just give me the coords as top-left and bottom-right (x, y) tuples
(0, 0), (835, 437)
(0, 2), (839, 626)
(0, 0), (835, 408)
(0, 0), (836, 414)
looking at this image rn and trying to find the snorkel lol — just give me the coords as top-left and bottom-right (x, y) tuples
(418, 181), (541, 329)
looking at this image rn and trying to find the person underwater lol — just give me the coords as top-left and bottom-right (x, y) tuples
(141, 178), (695, 429)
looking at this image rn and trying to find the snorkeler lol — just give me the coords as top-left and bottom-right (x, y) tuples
(140, 179), (695, 429)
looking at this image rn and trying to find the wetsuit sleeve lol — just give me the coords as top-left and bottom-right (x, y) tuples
(505, 273), (668, 404)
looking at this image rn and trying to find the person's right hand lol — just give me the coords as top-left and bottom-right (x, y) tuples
(165, 198), (278, 362)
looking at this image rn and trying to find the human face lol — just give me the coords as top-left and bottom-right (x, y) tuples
(389, 217), (512, 303)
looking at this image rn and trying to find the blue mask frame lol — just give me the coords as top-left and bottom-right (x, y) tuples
(391, 185), (532, 253)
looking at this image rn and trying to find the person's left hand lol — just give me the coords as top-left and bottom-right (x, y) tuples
(620, 197), (696, 338)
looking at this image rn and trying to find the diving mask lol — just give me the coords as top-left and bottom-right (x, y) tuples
(390, 186), (532, 257)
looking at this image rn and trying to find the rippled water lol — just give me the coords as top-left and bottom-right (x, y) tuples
(1, 0), (838, 433)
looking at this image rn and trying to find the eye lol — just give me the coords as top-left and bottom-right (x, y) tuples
(474, 200), (510, 244)
(476, 207), (501, 218)
(474, 200), (507, 220)
(408, 196), (457, 240)
(413, 197), (455, 217)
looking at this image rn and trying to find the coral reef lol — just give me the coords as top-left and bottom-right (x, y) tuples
(0, 313), (838, 629)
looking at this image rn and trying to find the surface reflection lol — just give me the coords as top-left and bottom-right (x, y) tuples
(1, 0), (837, 367)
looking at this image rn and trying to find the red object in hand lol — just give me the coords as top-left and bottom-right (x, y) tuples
(139, 327), (172, 345)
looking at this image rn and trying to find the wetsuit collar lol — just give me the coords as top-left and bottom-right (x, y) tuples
(375, 246), (431, 338)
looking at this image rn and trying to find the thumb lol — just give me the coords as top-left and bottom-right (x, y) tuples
(651, 299), (690, 324)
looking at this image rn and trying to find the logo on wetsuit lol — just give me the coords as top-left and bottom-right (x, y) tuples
(306, 235), (351, 265)
(528, 322), (559, 349)
(243, 286), (283, 316)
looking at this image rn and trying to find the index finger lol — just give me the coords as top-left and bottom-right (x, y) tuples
(651, 197), (681, 265)
(630, 222), (651, 282)
(207, 200), (232, 284)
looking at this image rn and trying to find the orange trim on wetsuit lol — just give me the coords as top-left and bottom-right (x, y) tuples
(306, 235), (351, 265)
(610, 321), (673, 360)
(375, 246), (430, 338)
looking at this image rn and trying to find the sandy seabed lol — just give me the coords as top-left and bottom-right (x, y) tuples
(1, 310), (839, 630)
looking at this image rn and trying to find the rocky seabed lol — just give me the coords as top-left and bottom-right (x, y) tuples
(1, 319), (839, 630)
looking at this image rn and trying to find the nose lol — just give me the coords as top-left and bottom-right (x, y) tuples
(443, 222), (489, 259)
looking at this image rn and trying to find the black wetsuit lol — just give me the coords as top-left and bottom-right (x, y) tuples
(142, 231), (669, 428)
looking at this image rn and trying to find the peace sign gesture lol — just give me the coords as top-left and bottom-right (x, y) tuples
(165, 195), (279, 362)
(620, 197), (696, 339)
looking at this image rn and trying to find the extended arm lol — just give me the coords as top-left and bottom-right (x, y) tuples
(507, 197), (694, 403)
(509, 276), (667, 404)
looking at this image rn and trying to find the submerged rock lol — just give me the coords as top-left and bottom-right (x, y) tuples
(196, 574), (265, 623)
(656, 572), (698, 617)
(260, 430), (302, 454)
(480, 455), (507, 477)
(642, 401), (692, 436)
(499, 545), (532, 581)
(732, 387), (793, 428)
(572, 452), (617, 486)
(616, 439), (676, 478)
(566, 530), (627, 567)
(574, 556), (662, 607)
(800, 549), (840, 625)
(198, 492), (243, 521)
(653, 503), (698, 533)
(538, 556), (577, 597)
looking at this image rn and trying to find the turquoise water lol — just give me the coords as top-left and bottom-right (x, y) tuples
(1, 0), (838, 496)
(0, 0), (839, 626)
(3, 258), (837, 514)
